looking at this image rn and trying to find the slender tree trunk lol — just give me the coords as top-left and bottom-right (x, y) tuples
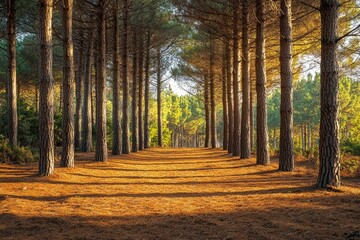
(138, 34), (144, 150)
(317, 0), (341, 187)
(74, 39), (84, 149)
(222, 44), (228, 150)
(250, 86), (254, 150)
(308, 123), (311, 150)
(7, 0), (17, 146)
(210, 39), (216, 149)
(121, 0), (130, 154)
(232, 2), (241, 156)
(241, 0), (251, 159)
(304, 124), (307, 151)
(95, 0), (108, 162)
(226, 42), (233, 153)
(144, 30), (151, 148)
(255, 0), (270, 165)
(81, 30), (94, 152)
(204, 73), (210, 148)
(38, 0), (54, 176)
(279, 0), (294, 171)
(131, 32), (138, 152)
(156, 48), (163, 147)
(112, 0), (121, 155)
(61, 0), (75, 167)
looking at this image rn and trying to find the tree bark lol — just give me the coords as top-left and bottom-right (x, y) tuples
(7, 0), (18, 146)
(61, 0), (75, 167)
(38, 0), (55, 176)
(81, 30), (94, 152)
(95, 0), (108, 162)
(255, 0), (270, 165)
(121, 0), (130, 154)
(232, 2), (241, 156)
(226, 42), (233, 153)
(240, 0), (251, 159)
(156, 48), (163, 147)
(112, 0), (121, 155)
(279, 0), (294, 171)
(209, 39), (216, 149)
(144, 30), (151, 148)
(222, 44), (228, 150)
(317, 0), (340, 187)
(138, 34), (144, 150)
(250, 85), (254, 150)
(131, 32), (139, 152)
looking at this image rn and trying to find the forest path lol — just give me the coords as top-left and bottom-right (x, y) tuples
(1, 148), (360, 239)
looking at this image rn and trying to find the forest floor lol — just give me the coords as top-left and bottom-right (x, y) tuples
(1, 148), (360, 240)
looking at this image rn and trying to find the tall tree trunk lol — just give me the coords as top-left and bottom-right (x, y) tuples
(131, 32), (138, 152)
(317, 0), (341, 187)
(222, 44), (228, 150)
(232, 2), (241, 156)
(240, 0), (251, 159)
(279, 0), (294, 171)
(210, 39), (216, 149)
(138, 34), (144, 150)
(38, 0), (54, 176)
(95, 0), (108, 162)
(156, 48), (163, 147)
(74, 39), (84, 149)
(112, 0), (121, 155)
(250, 85), (254, 150)
(81, 30), (94, 152)
(144, 30), (151, 148)
(204, 73), (210, 148)
(255, 0), (270, 165)
(7, 0), (18, 146)
(61, 0), (75, 167)
(226, 42), (233, 153)
(121, 0), (130, 154)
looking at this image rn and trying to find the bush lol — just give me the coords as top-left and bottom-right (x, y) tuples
(341, 139), (360, 156)
(341, 158), (360, 177)
(0, 135), (35, 164)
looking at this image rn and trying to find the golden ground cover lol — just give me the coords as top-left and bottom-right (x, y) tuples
(0, 148), (360, 240)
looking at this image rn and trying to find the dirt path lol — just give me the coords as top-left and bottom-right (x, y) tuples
(1, 148), (360, 240)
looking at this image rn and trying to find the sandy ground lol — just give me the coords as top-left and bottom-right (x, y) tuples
(1, 148), (360, 240)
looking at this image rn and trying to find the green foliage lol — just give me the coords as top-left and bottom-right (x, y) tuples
(0, 135), (35, 164)
(341, 139), (360, 156)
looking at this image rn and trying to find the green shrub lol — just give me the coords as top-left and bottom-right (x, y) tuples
(341, 158), (360, 177)
(341, 139), (360, 156)
(0, 135), (35, 164)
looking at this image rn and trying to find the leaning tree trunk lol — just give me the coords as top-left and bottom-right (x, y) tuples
(131, 32), (139, 152)
(156, 48), (163, 147)
(144, 30), (151, 148)
(204, 73), (210, 148)
(255, 0), (270, 165)
(138, 34), (144, 151)
(112, 0), (121, 155)
(81, 30), (94, 152)
(7, 0), (18, 146)
(210, 39), (216, 149)
(317, 0), (340, 188)
(61, 0), (75, 167)
(38, 0), (55, 176)
(240, 0), (251, 159)
(121, 0), (130, 154)
(74, 36), (84, 150)
(222, 44), (228, 150)
(226, 42), (233, 154)
(232, 2), (241, 156)
(95, 0), (108, 162)
(279, 0), (294, 171)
